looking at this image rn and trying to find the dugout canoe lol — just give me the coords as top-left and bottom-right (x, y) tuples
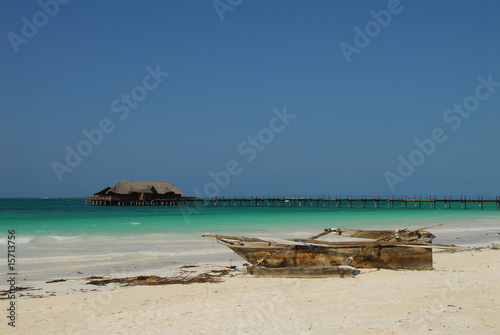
(211, 236), (433, 270)
(202, 225), (450, 271)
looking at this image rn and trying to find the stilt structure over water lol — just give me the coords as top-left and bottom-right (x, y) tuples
(84, 195), (500, 210)
(87, 181), (186, 206)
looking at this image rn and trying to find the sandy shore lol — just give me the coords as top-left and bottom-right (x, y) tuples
(3, 246), (499, 335)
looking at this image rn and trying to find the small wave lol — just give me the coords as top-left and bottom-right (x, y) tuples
(48, 235), (80, 241)
(0, 236), (35, 245)
(129, 222), (141, 225)
(137, 249), (230, 257)
(20, 248), (230, 263)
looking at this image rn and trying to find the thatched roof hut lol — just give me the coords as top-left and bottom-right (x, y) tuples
(94, 181), (183, 200)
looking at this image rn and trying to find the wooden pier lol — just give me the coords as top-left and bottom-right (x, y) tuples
(85, 196), (500, 210)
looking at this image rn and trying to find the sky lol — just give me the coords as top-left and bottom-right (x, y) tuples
(1, 0), (499, 198)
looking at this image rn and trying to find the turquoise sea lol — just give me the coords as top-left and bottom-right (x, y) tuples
(1, 198), (499, 280)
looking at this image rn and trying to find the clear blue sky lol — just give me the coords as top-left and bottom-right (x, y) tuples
(1, 0), (499, 198)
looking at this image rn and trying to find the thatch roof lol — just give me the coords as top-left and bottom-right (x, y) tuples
(94, 187), (111, 196)
(96, 181), (183, 195)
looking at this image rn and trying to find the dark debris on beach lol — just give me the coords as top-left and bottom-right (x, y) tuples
(0, 286), (43, 299)
(86, 272), (226, 287)
(46, 279), (67, 283)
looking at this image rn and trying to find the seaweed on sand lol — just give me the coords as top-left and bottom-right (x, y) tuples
(86, 272), (224, 287)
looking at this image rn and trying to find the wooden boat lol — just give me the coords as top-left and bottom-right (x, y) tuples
(203, 224), (452, 271)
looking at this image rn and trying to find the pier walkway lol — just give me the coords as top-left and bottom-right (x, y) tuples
(85, 196), (500, 210)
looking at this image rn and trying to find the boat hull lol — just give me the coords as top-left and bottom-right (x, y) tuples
(226, 244), (433, 270)
(247, 265), (360, 278)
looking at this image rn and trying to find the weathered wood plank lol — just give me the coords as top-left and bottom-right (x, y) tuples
(247, 265), (360, 278)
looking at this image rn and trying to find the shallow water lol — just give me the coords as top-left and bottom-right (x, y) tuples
(0, 198), (498, 280)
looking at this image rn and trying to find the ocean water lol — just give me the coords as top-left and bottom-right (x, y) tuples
(0, 198), (499, 280)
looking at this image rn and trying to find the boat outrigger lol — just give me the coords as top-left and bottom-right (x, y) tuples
(202, 224), (457, 277)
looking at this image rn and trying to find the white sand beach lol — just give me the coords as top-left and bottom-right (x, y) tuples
(3, 246), (499, 335)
